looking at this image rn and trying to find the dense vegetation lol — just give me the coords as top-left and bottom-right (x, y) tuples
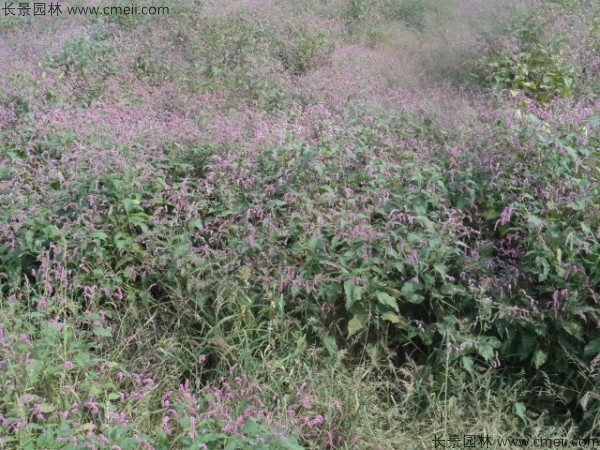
(1, 0), (599, 448)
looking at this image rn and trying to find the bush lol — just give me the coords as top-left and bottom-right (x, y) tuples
(276, 26), (332, 76)
(45, 30), (116, 105)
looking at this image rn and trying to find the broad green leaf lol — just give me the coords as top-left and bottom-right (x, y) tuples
(584, 338), (600, 358)
(401, 280), (423, 293)
(514, 402), (527, 421)
(344, 281), (363, 309)
(291, 285), (302, 298)
(129, 213), (149, 232)
(122, 198), (139, 214)
(562, 322), (583, 341)
(462, 356), (475, 375)
(114, 232), (132, 250)
(376, 291), (399, 312)
(348, 316), (364, 338)
(320, 332), (338, 356)
(188, 218), (204, 230)
(400, 280), (425, 304)
(308, 234), (322, 253)
(518, 332), (534, 360)
(433, 264), (447, 279)
(90, 230), (108, 240)
(478, 343), (494, 361)
(73, 352), (91, 367)
(381, 313), (406, 325)
(93, 327), (113, 338)
(277, 438), (305, 450)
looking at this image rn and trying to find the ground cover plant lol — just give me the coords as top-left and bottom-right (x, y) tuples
(1, 0), (599, 448)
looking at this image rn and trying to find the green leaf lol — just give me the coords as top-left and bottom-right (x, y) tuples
(188, 218), (204, 230)
(348, 315), (365, 338)
(93, 327), (113, 338)
(527, 214), (543, 228)
(73, 352), (91, 367)
(122, 196), (143, 214)
(90, 230), (108, 241)
(320, 332), (338, 356)
(478, 343), (495, 361)
(514, 402), (527, 421)
(307, 234), (322, 253)
(291, 285), (302, 298)
(406, 233), (421, 243)
(376, 291), (399, 312)
(462, 356), (475, 375)
(433, 264), (447, 279)
(562, 322), (583, 341)
(563, 76), (573, 88)
(200, 432), (228, 444)
(114, 232), (132, 250)
(275, 437), (305, 450)
(129, 211), (148, 222)
(344, 281), (363, 309)
(38, 402), (56, 413)
(401, 280), (423, 292)
(381, 313), (406, 325)
(224, 439), (238, 450)
(400, 280), (425, 304)
(483, 209), (500, 220)
(584, 338), (600, 358)
(533, 349), (547, 369)
(535, 256), (550, 282)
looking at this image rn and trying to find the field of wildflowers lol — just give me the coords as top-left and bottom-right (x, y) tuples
(1, 0), (599, 448)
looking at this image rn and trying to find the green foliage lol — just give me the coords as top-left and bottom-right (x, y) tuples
(48, 31), (115, 78)
(347, 0), (369, 22)
(379, 0), (447, 31)
(446, 111), (600, 429)
(188, 15), (295, 108)
(383, 0), (428, 30)
(45, 30), (116, 105)
(485, 48), (575, 102)
(477, 16), (579, 102)
(276, 27), (332, 76)
(134, 47), (172, 85)
(199, 17), (269, 74)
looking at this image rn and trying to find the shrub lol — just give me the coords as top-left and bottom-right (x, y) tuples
(484, 47), (575, 102)
(276, 26), (332, 76)
(45, 30), (116, 105)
